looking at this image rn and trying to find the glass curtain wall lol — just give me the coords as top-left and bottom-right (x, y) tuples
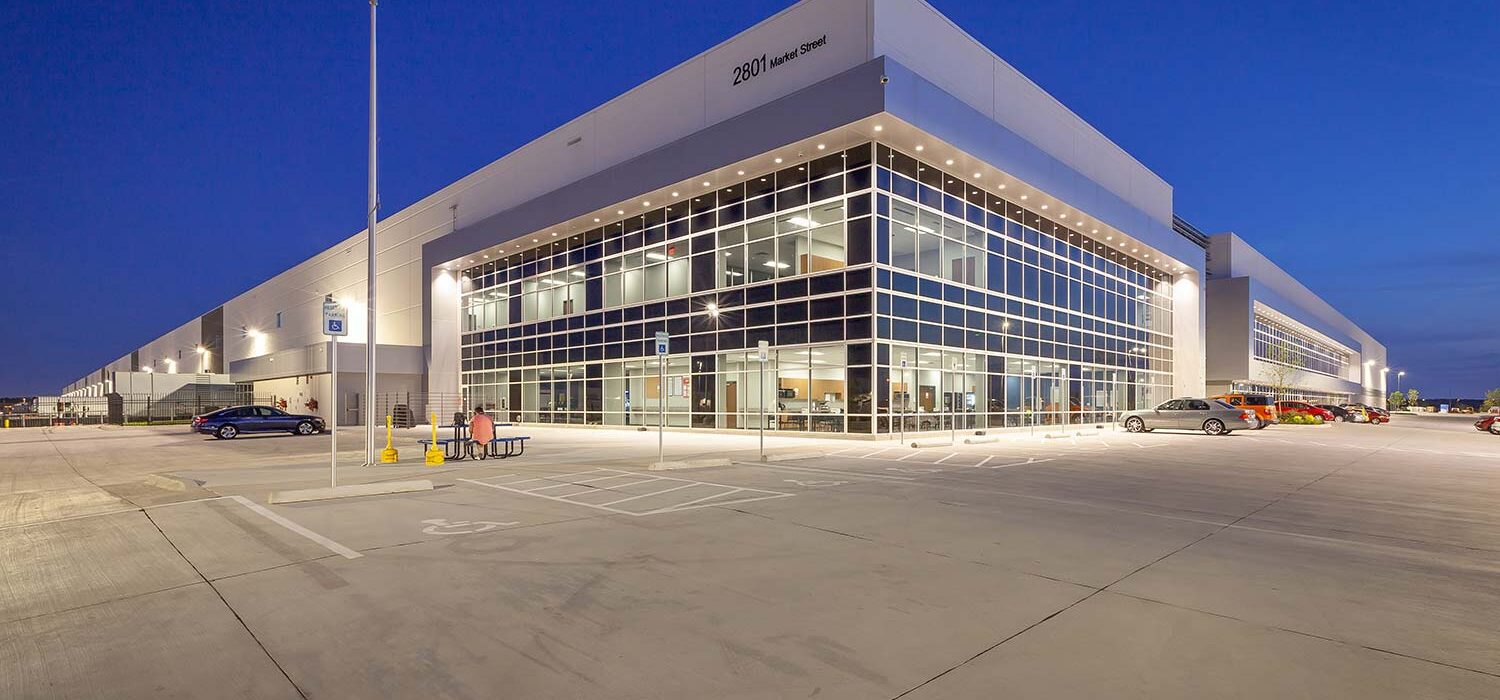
(459, 141), (1177, 435)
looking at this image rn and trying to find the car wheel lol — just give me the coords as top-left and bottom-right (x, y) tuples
(1253, 419), (1267, 430)
(1203, 419), (1226, 436)
(295, 421), (317, 435)
(216, 424), (238, 440)
(1124, 417), (1145, 433)
(1490, 425), (1500, 435)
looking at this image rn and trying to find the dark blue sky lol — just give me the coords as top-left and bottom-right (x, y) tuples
(2, 0), (1495, 397)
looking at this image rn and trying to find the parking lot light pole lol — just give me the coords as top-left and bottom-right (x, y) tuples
(364, 0), (380, 467)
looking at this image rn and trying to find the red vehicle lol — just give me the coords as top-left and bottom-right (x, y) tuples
(1275, 400), (1335, 422)
(1477, 415), (1500, 434)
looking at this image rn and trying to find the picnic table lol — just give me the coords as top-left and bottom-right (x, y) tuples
(419, 422), (518, 461)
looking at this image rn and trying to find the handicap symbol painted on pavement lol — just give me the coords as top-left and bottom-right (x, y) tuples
(420, 518), (518, 535)
(783, 479), (851, 487)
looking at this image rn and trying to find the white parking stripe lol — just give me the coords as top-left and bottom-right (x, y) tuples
(594, 482), (700, 507)
(933, 454), (957, 464)
(459, 469), (793, 517)
(229, 496), (362, 560)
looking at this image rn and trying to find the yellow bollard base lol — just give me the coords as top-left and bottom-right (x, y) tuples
(424, 448), (445, 466)
(381, 448), (399, 463)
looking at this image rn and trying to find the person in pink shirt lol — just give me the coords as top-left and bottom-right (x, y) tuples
(469, 406), (495, 456)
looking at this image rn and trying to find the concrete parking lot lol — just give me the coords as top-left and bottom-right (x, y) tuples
(3, 415), (1499, 698)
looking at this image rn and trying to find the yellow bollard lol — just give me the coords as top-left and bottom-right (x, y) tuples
(381, 414), (399, 463)
(424, 412), (445, 466)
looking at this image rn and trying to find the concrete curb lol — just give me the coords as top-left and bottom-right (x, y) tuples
(648, 458), (733, 471)
(760, 452), (826, 463)
(910, 440), (952, 449)
(269, 480), (434, 504)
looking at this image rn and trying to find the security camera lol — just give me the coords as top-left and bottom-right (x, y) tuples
(879, 75), (889, 84)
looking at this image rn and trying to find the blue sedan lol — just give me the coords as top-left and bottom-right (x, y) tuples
(191, 405), (325, 439)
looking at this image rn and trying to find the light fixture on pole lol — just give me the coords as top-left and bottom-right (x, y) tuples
(1397, 370), (1405, 394)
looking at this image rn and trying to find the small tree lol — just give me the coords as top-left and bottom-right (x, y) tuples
(1387, 391), (1407, 410)
(1483, 388), (1500, 412)
(1259, 336), (1304, 401)
(1406, 388), (1420, 410)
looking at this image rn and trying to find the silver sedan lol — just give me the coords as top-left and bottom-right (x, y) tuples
(1119, 398), (1257, 436)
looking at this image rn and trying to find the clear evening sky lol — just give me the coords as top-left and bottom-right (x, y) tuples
(2, 1), (1495, 397)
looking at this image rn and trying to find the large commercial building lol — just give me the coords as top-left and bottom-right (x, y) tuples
(1205, 233), (1387, 406)
(60, 0), (1384, 433)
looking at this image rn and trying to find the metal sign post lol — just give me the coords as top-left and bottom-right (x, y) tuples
(757, 340), (769, 460)
(323, 296), (349, 487)
(655, 331), (669, 468)
(952, 359), (965, 445)
(899, 356), (908, 444)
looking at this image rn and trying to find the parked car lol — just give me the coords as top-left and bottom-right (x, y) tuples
(1316, 404), (1353, 422)
(1476, 415), (1500, 434)
(1120, 398), (1257, 435)
(192, 405), (326, 439)
(1340, 404), (1388, 424)
(1449, 404), (1477, 414)
(1276, 400), (1335, 422)
(1210, 393), (1277, 429)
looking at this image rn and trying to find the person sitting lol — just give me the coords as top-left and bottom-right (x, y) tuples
(469, 406), (495, 454)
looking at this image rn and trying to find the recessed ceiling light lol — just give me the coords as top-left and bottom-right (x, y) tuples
(945, 159), (954, 165)
(1091, 229), (1098, 234)
(670, 191), (678, 197)
(482, 254), (489, 259)
(551, 232), (558, 237)
(774, 157), (783, 164)
(873, 125), (883, 132)
(997, 184), (1006, 190)
(816, 144), (825, 150)
(593, 218), (600, 222)
(642, 201), (650, 206)
(1132, 248), (1139, 253)
(736, 170), (745, 175)
(616, 210), (624, 215)
(702, 181), (711, 187)
(915, 145), (924, 151)
(973, 172), (981, 178)
(532, 238), (538, 243)
(1106, 236), (1113, 241)
(1020, 195), (1028, 200)
(1041, 205), (1049, 210)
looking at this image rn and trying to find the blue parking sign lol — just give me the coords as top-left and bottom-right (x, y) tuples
(322, 301), (349, 337)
